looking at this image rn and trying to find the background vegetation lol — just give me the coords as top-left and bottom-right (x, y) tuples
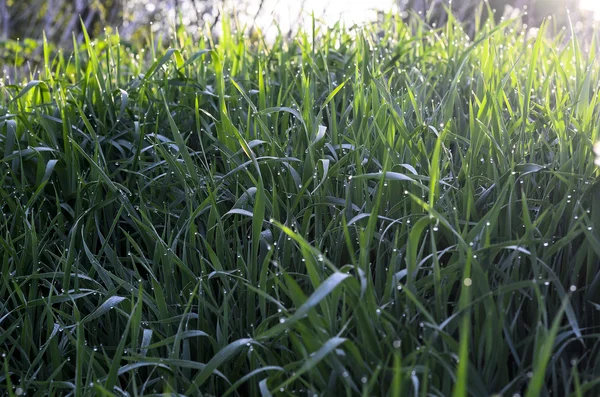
(1, 3), (600, 397)
(0, 0), (592, 44)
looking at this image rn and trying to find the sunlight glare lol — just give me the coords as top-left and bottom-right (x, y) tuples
(580, 0), (600, 19)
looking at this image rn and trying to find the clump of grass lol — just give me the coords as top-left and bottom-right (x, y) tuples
(1, 8), (600, 397)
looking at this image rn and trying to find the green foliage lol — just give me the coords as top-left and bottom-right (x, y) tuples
(1, 10), (600, 396)
(2, 0), (122, 42)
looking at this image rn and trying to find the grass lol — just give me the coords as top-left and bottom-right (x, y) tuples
(1, 7), (600, 396)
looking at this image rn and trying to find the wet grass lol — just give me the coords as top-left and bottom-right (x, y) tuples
(1, 9), (600, 397)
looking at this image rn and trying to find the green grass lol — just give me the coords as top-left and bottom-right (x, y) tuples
(1, 8), (600, 396)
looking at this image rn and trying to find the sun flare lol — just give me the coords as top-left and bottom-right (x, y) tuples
(580, 0), (600, 18)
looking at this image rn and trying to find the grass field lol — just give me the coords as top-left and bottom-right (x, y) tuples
(1, 9), (600, 397)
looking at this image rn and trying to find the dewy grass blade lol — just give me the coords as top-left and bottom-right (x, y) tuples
(185, 338), (257, 393)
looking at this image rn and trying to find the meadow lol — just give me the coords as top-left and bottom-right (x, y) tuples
(1, 9), (600, 396)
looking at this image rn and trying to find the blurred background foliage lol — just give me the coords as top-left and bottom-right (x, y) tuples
(0, 0), (221, 44)
(0, 0), (222, 77)
(0, 0), (594, 45)
(400, 0), (576, 24)
(0, 0), (595, 75)
(397, 0), (597, 40)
